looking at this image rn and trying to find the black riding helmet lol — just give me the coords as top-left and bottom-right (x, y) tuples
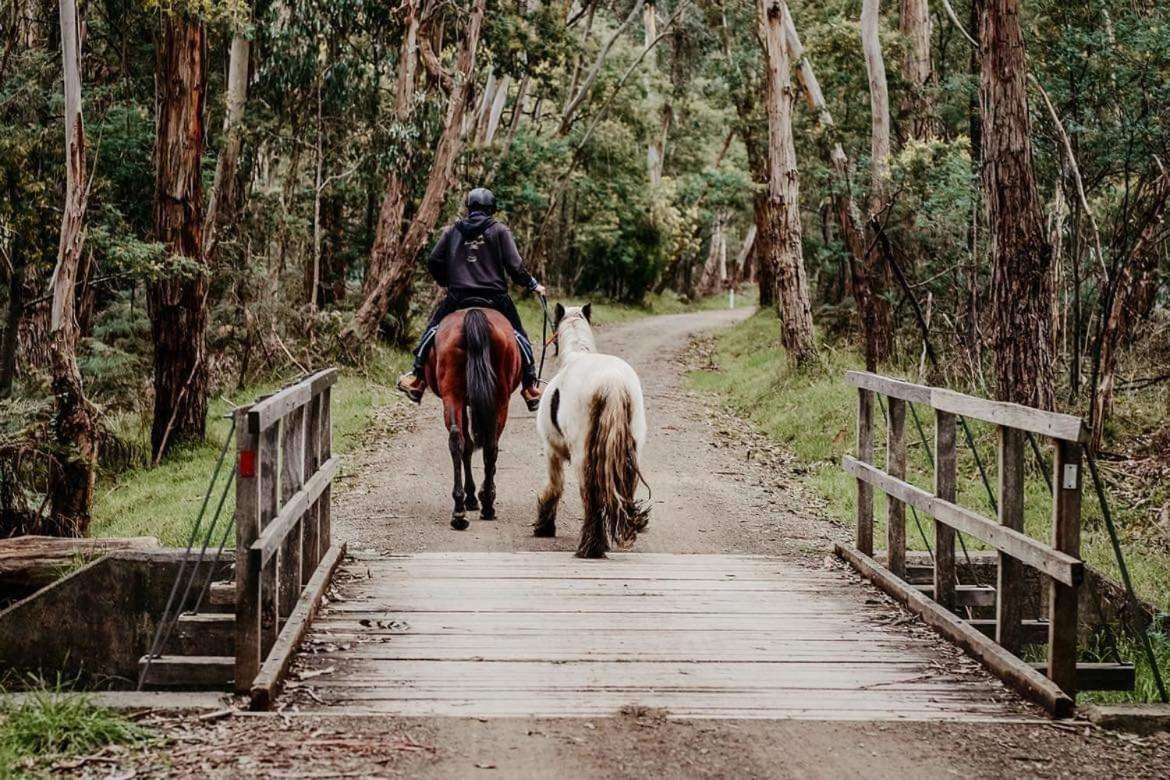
(465, 187), (497, 214)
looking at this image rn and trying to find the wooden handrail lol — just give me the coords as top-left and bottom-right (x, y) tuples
(248, 368), (338, 434)
(840, 370), (1088, 715)
(251, 458), (338, 567)
(845, 371), (1087, 442)
(929, 388), (1086, 443)
(843, 456), (1083, 586)
(845, 370), (931, 404)
(235, 369), (337, 698)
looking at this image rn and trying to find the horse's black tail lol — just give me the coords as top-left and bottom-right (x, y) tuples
(463, 308), (497, 450)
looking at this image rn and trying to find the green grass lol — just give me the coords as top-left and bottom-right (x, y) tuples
(92, 346), (408, 545)
(690, 308), (1170, 703)
(0, 684), (152, 777)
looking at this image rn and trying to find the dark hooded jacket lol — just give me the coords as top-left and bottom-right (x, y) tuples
(427, 211), (538, 294)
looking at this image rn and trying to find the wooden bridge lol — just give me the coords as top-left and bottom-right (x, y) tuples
(138, 368), (1133, 720)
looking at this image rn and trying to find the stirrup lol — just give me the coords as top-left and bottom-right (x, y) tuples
(396, 374), (425, 405)
(521, 386), (542, 412)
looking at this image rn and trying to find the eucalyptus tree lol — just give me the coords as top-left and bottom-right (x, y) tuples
(148, 4), (211, 460)
(342, 0), (489, 347)
(758, 0), (815, 364)
(979, 0), (1055, 408)
(47, 0), (98, 533)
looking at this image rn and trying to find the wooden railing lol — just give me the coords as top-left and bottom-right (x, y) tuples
(836, 371), (1101, 717)
(234, 368), (345, 707)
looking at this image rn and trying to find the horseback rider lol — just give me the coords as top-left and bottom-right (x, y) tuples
(397, 187), (546, 411)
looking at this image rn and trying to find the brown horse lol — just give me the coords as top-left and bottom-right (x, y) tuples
(426, 308), (522, 529)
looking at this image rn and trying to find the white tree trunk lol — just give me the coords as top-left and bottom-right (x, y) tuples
(861, 0), (891, 209)
(204, 29), (251, 260)
(48, 0), (98, 531)
(759, 0), (816, 364)
(484, 74), (510, 144)
(734, 224), (757, 278)
(473, 71), (498, 142)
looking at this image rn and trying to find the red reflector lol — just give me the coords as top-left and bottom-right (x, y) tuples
(239, 450), (256, 478)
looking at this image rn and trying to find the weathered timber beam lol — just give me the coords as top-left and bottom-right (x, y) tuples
(249, 542), (346, 710)
(247, 368), (338, 433)
(834, 542), (1074, 718)
(929, 387), (1086, 443)
(845, 370), (932, 404)
(250, 458), (338, 567)
(843, 456), (1083, 587)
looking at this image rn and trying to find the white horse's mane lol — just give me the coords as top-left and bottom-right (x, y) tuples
(557, 308), (597, 355)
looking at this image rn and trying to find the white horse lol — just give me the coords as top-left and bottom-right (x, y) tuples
(534, 303), (649, 558)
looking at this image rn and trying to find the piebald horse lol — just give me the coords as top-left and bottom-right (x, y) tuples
(428, 307), (522, 529)
(535, 303), (649, 557)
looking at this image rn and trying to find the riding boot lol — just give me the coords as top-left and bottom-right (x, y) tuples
(521, 383), (543, 412)
(397, 336), (431, 404)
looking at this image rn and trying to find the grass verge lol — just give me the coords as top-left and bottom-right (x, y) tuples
(690, 308), (1170, 703)
(0, 684), (151, 777)
(92, 345), (407, 546)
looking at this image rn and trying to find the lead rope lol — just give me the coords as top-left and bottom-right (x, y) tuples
(537, 293), (552, 384)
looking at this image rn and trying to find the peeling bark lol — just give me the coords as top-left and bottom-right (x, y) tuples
(859, 0), (895, 368)
(47, 0), (97, 534)
(759, 0), (816, 365)
(148, 13), (209, 460)
(980, 0), (1055, 408)
(361, 0), (420, 300)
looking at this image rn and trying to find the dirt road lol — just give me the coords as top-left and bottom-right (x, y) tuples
(334, 307), (836, 558)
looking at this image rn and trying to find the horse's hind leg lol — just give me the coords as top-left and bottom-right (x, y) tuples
(462, 421), (479, 512)
(534, 447), (565, 538)
(446, 405), (469, 530)
(479, 435), (499, 520)
(577, 465), (608, 559)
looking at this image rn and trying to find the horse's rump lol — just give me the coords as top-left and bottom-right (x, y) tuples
(583, 386), (649, 549)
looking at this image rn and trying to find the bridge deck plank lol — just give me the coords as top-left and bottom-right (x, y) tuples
(286, 552), (1035, 720)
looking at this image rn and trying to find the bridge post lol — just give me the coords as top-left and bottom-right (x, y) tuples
(1048, 440), (1082, 698)
(279, 407), (306, 619)
(234, 405), (261, 693)
(855, 388), (875, 555)
(319, 387), (333, 552)
(933, 410), (956, 611)
(885, 397), (906, 579)
(302, 392), (323, 583)
(996, 426), (1026, 653)
(258, 423), (281, 663)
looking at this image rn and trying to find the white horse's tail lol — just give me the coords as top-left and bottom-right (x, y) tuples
(583, 387), (649, 551)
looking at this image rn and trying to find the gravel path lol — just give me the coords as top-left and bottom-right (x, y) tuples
(333, 307), (837, 558)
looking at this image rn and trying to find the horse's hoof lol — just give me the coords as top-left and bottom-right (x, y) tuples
(451, 514), (469, 531)
(480, 508), (496, 521)
(533, 523), (556, 538)
(464, 495), (480, 511)
(575, 548), (606, 560)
